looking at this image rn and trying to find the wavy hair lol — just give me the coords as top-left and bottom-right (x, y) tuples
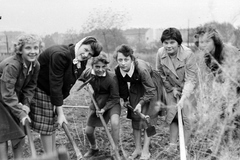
(113, 44), (136, 61)
(195, 26), (224, 64)
(91, 52), (109, 66)
(15, 34), (44, 54)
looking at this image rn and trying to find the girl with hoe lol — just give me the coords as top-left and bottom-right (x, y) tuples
(156, 27), (198, 152)
(79, 52), (121, 158)
(114, 44), (166, 160)
(0, 34), (43, 160)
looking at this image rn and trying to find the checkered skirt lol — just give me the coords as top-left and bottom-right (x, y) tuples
(30, 87), (58, 135)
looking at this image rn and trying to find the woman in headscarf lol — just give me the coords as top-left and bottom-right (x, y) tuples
(30, 36), (102, 154)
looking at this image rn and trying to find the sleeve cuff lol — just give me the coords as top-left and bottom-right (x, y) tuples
(18, 111), (27, 121)
(139, 100), (145, 106)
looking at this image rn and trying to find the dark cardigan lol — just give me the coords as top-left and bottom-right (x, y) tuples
(37, 44), (87, 106)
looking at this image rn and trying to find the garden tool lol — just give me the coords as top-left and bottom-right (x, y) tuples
(25, 119), (37, 158)
(126, 104), (156, 137)
(177, 96), (187, 160)
(76, 76), (94, 91)
(23, 120), (69, 160)
(85, 84), (121, 160)
(62, 122), (83, 160)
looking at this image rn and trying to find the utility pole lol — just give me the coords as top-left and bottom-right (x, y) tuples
(138, 28), (141, 44)
(187, 19), (190, 47)
(1, 16), (9, 54)
(5, 32), (9, 54)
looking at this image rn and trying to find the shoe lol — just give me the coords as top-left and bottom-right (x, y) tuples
(83, 148), (99, 158)
(128, 151), (141, 159)
(140, 153), (151, 160)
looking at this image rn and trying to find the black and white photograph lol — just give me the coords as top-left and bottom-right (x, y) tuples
(1, 0), (240, 159)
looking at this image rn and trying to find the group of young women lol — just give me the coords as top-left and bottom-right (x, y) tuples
(0, 25), (239, 160)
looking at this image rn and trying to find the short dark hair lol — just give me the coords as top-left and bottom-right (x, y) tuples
(82, 36), (103, 57)
(91, 52), (109, 66)
(113, 44), (135, 61)
(161, 27), (183, 45)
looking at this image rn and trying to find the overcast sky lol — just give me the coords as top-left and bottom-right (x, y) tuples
(1, 0), (240, 36)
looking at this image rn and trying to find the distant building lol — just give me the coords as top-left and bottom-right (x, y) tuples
(0, 31), (23, 53)
(123, 28), (196, 45)
(123, 28), (149, 44)
(145, 28), (164, 44)
(0, 32), (7, 53)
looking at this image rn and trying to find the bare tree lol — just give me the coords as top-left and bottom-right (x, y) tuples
(81, 8), (130, 53)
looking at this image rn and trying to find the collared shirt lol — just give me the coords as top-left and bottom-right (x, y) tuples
(156, 45), (197, 98)
(24, 62), (33, 75)
(120, 62), (134, 89)
(91, 69), (106, 77)
(120, 62), (135, 78)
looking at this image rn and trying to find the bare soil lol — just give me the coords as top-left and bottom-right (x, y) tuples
(9, 81), (182, 160)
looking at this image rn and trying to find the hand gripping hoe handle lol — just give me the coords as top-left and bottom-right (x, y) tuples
(85, 84), (121, 160)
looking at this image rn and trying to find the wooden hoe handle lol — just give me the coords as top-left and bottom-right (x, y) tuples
(177, 97), (187, 160)
(86, 84), (121, 160)
(25, 119), (37, 158)
(62, 122), (83, 160)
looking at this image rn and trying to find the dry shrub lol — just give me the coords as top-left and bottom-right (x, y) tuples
(80, 50), (240, 160)
(187, 49), (240, 160)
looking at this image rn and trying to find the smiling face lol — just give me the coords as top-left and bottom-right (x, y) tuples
(162, 39), (179, 56)
(21, 42), (40, 63)
(92, 61), (107, 76)
(198, 33), (215, 54)
(76, 44), (93, 61)
(116, 52), (132, 72)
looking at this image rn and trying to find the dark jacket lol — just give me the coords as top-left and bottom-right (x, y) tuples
(37, 44), (87, 106)
(0, 54), (40, 120)
(115, 59), (156, 106)
(115, 59), (163, 120)
(79, 68), (120, 111)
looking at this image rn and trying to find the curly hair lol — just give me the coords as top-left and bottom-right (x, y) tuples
(91, 52), (109, 66)
(194, 25), (224, 64)
(15, 34), (44, 54)
(113, 44), (136, 61)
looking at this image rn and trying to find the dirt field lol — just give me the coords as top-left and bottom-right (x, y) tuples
(6, 80), (184, 160)
(6, 52), (240, 160)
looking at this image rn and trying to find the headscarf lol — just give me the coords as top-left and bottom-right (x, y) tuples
(73, 37), (87, 68)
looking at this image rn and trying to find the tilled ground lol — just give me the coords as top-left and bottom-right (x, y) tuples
(9, 81), (181, 160)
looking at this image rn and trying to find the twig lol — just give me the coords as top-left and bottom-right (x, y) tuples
(72, 112), (83, 146)
(81, 122), (86, 146)
(119, 123), (128, 159)
(63, 105), (88, 109)
(208, 53), (240, 86)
